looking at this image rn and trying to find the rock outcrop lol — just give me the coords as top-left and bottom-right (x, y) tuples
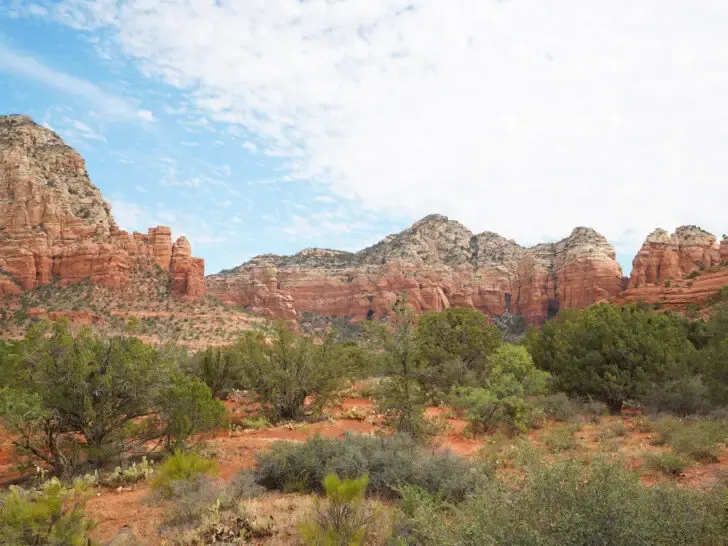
(207, 215), (623, 324)
(614, 226), (728, 312)
(0, 115), (205, 299)
(629, 226), (721, 287)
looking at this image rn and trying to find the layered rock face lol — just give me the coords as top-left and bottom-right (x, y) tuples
(207, 215), (624, 324)
(0, 115), (205, 299)
(629, 226), (721, 287)
(614, 226), (728, 311)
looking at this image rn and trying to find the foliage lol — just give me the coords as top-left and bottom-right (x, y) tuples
(652, 416), (728, 463)
(394, 456), (727, 545)
(254, 433), (477, 502)
(450, 345), (548, 433)
(363, 296), (439, 442)
(239, 324), (349, 422)
(184, 345), (244, 398)
(543, 424), (580, 452)
(0, 478), (96, 545)
(642, 375), (713, 415)
(0, 320), (227, 475)
(156, 374), (226, 448)
(644, 452), (690, 476)
(298, 474), (377, 546)
(416, 308), (502, 395)
(527, 304), (695, 411)
(151, 450), (219, 497)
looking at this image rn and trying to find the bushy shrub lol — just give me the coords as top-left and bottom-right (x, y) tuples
(527, 304), (695, 412)
(0, 478), (95, 545)
(644, 452), (690, 476)
(394, 456), (727, 545)
(184, 346), (244, 399)
(643, 376), (713, 416)
(298, 474), (379, 546)
(254, 434), (477, 502)
(156, 374), (226, 449)
(543, 424), (580, 453)
(239, 324), (349, 422)
(151, 451), (219, 497)
(535, 392), (580, 422)
(451, 345), (549, 434)
(652, 416), (728, 462)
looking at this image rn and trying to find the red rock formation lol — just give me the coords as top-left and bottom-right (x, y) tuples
(629, 226), (720, 287)
(614, 227), (728, 313)
(0, 115), (205, 299)
(207, 216), (624, 324)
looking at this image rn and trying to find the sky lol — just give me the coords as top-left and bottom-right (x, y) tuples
(2, 1), (728, 275)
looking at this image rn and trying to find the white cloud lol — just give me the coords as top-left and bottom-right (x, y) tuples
(0, 43), (139, 120)
(108, 198), (144, 231)
(137, 109), (156, 122)
(25, 1), (728, 254)
(231, 216), (243, 223)
(314, 195), (336, 204)
(69, 119), (106, 142)
(135, 185), (148, 193)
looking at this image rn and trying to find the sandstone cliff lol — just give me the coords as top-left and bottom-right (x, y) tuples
(0, 115), (205, 299)
(614, 226), (728, 312)
(629, 226), (722, 287)
(207, 214), (624, 324)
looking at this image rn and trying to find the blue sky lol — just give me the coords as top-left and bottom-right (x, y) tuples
(3, 1), (728, 275)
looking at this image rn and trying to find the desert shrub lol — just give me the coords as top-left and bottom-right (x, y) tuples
(527, 304), (695, 412)
(596, 421), (628, 442)
(394, 456), (727, 545)
(298, 474), (380, 546)
(156, 374), (226, 449)
(151, 451), (219, 497)
(543, 424), (580, 452)
(238, 324), (349, 422)
(0, 478), (95, 545)
(363, 296), (439, 442)
(160, 474), (270, 543)
(642, 375), (713, 416)
(535, 392), (580, 422)
(451, 345), (549, 434)
(254, 434), (477, 502)
(415, 307), (502, 396)
(184, 346), (244, 398)
(685, 270), (701, 279)
(652, 417), (728, 463)
(644, 452), (691, 476)
(0, 320), (223, 476)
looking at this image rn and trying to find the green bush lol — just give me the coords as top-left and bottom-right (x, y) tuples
(239, 324), (350, 422)
(535, 393), (580, 422)
(642, 376), (713, 416)
(298, 474), (376, 546)
(394, 456), (727, 545)
(184, 346), (244, 398)
(151, 451), (219, 497)
(254, 434), (477, 502)
(527, 304), (695, 412)
(415, 307), (502, 396)
(156, 374), (226, 449)
(644, 452), (690, 476)
(543, 424), (580, 452)
(0, 478), (95, 545)
(451, 345), (549, 434)
(652, 417), (728, 463)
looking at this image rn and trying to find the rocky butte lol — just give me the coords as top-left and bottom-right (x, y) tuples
(0, 114), (205, 299)
(614, 226), (728, 311)
(207, 214), (625, 324)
